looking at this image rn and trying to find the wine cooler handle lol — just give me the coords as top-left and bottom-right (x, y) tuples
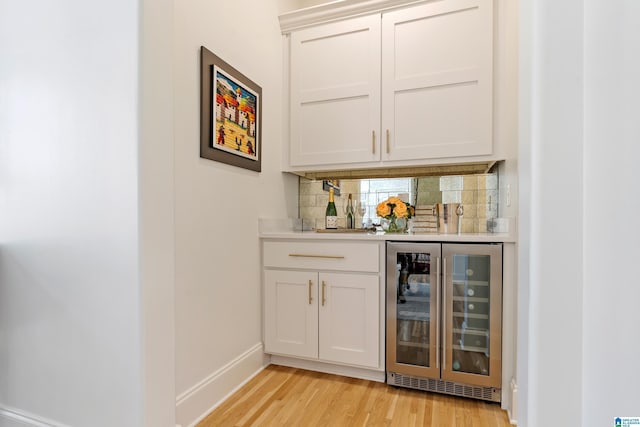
(308, 280), (313, 305)
(442, 257), (447, 371)
(322, 281), (326, 306)
(436, 256), (441, 369)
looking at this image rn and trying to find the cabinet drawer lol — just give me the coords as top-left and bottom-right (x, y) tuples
(263, 241), (379, 272)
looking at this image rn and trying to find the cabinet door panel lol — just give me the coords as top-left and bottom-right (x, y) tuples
(264, 270), (318, 359)
(290, 14), (381, 166)
(382, 0), (493, 161)
(319, 272), (379, 368)
(393, 83), (486, 156)
(392, 1), (486, 80)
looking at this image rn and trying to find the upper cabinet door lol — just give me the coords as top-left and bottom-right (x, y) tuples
(381, 0), (494, 161)
(289, 15), (381, 167)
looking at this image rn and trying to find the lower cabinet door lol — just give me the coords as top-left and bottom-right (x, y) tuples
(264, 270), (318, 359)
(318, 272), (379, 368)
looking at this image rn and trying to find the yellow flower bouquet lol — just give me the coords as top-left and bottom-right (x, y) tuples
(376, 196), (414, 233)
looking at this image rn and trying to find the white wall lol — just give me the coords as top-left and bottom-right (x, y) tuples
(519, 1), (640, 426)
(582, 2), (640, 426)
(493, 0), (519, 418)
(522, 2), (585, 426)
(139, 0), (176, 426)
(516, 0), (532, 423)
(173, 1), (298, 425)
(0, 2), (144, 426)
(277, 0), (307, 14)
(1, 1), (299, 425)
(279, 0), (336, 12)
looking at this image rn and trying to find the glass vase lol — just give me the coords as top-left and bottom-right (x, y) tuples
(382, 216), (408, 233)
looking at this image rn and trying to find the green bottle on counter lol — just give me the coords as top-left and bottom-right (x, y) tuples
(346, 193), (355, 229)
(325, 187), (337, 229)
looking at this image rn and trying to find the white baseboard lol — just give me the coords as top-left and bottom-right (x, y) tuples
(270, 355), (385, 383)
(175, 342), (268, 427)
(0, 405), (70, 427)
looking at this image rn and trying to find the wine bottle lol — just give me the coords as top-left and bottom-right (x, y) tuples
(346, 193), (355, 229)
(325, 187), (338, 229)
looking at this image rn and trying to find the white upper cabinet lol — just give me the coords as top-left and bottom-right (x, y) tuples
(283, 0), (499, 172)
(289, 15), (381, 166)
(381, 0), (493, 161)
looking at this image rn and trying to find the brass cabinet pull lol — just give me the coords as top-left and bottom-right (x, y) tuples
(308, 280), (313, 305)
(322, 281), (327, 306)
(386, 129), (390, 153)
(288, 254), (345, 259)
(372, 130), (376, 154)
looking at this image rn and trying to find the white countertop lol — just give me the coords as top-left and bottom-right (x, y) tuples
(259, 230), (513, 242)
(258, 219), (515, 242)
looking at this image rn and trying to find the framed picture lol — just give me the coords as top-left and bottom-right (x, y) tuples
(200, 46), (262, 172)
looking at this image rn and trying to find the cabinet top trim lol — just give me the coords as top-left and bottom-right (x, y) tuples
(279, 0), (428, 33)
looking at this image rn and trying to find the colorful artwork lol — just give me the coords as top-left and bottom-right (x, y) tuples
(200, 46), (261, 172)
(212, 66), (259, 161)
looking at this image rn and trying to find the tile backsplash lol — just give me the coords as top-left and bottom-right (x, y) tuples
(299, 173), (498, 233)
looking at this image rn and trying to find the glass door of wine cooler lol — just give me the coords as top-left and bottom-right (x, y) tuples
(386, 242), (441, 379)
(442, 243), (502, 388)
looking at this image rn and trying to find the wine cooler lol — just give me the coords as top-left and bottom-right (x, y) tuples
(386, 242), (502, 402)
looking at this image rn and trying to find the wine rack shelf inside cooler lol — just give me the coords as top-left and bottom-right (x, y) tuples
(452, 296), (489, 303)
(453, 344), (488, 354)
(398, 340), (429, 349)
(453, 325), (489, 354)
(452, 280), (490, 286)
(452, 312), (489, 320)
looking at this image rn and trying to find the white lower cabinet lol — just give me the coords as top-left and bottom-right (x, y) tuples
(319, 272), (378, 367)
(265, 270), (379, 368)
(263, 240), (381, 370)
(264, 270), (318, 359)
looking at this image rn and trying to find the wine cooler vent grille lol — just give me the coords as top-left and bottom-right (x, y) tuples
(388, 372), (500, 403)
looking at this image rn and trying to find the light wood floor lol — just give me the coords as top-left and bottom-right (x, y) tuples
(197, 365), (512, 427)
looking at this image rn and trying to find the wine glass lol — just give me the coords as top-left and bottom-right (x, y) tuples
(356, 201), (367, 228)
